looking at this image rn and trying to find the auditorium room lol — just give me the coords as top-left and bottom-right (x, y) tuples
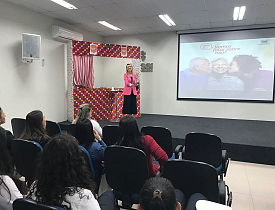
(1, 0), (275, 209)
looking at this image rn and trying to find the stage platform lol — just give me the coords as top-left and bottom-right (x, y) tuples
(59, 114), (275, 165)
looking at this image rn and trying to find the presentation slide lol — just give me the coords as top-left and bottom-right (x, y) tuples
(177, 29), (275, 102)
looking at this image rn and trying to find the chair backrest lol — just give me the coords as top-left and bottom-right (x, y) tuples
(46, 120), (61, 137)
(11, 139), (43, 183)
(67, 124), (76, 137)
(141, 126), (173, 158)
(13, 198), (65, 210)
(79, 146), (95, 180)
(102, 125), (119, 146)
(11, 118), (26, 138)
(104, 145), (149, 195)
(184, 132), (222, 168)
(163, 159), (219, 203)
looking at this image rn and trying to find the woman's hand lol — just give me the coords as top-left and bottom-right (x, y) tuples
(93, 129), (101, 141)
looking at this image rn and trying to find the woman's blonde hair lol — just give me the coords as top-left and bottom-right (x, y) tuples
(73, 104), (91, 124)
(126, 63), (133, 74)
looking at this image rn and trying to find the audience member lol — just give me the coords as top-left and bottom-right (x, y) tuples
(0, 127), (24, 210)
(28, 134), (101, 210)
(0, 107), (14, 151)
(138, 177), (207, 210)
(75, 119), (107, 186)
(72, 104), (102, 137)
(19, 110), (50, 148)
(117, 116), (168, 177)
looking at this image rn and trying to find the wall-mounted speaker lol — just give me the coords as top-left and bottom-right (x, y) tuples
(22, 33), (41, 59)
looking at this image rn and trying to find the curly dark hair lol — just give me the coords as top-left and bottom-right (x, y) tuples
(28, 134), (96, 209)
(232, 55), (262, 73)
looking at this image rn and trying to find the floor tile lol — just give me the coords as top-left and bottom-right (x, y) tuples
(252, 195), (275, 210)
(225, 177), (251, 195)
(230, 192), (254, 210)
(245, 162), (275, 185)
(249, 181), (275, 199)
(225, 160), (248, 181)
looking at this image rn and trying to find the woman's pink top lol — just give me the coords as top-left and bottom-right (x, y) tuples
(123, 73), (137, 95)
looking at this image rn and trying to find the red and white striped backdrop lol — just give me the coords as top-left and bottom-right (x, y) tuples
(73, 55), (94, 88)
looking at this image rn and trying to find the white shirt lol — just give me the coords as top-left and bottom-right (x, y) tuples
(31, 188), (100, 210)
(0, 175), (23, 210)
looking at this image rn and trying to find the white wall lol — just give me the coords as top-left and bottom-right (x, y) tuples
(103, 32), (275, 121)
(0, 0), (103, 130)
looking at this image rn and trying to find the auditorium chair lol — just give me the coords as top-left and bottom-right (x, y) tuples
(104, 145), (149, 209)
(67, 123), (76, 137)
(176, 132), (229, 179)
(46, 120), (61, 137)
(11, 139), (43, 186)
(102, 125), (119, 146)
(11, 118), (25, 138)
(141, 126), (173, 158)
(13, 198), (65, 210)
(163, 159), (232, 207)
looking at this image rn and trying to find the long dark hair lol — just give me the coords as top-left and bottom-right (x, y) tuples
(28, 134), (96, 209)
(117, 115), (142, 150)
(20, 110), (49, 146)
(0, 127), (13, 200)
(139, 177), (177, 210)
(75, 118), (96, 150)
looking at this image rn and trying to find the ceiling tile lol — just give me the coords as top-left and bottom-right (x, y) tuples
(243, 5), (264, 19)
(81, 22), (121, 32)
(110, 18), (148, 29)
(102, 30), (123, 36)
(120, 29), (140, 35)
(142, 0), (181, 15)
(21, 0), (69, 11)
(117, 1), (157, 18)
(170, 24), (192, 31)
(54, 7), (107, 23)
(258, 2), (275, 18)
(41, 11), (64, 19)
(255, 17), (275, 24)
(134, 27), (155, 33)
(94, 4), (129, 19)
(136, 16), (165, 27)
(81, 0), (114, 7)
(151, 25), (173, 32)
(232, 18), (257, 26)
(205, 0), (235, 10)
(173, 0), (206, 13)
(210, 20), (233, 28)
(190, 22), (211, 29)
(235, 0), (266, 6)
(7, 0), (48, 13)
(181, 10), (210, 24)
(208, 7), (234, 22)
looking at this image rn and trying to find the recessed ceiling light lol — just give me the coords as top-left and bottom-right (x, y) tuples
(159, 14), (176, 26)
(51, 0), (77, 10)
(98, 21), (121, 30)
(233, 6), (246, 20)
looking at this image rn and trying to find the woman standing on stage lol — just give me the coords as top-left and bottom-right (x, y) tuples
(122, 64), (138, 116)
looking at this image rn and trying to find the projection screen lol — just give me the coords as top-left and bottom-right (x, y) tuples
(177, 28), (275, 103)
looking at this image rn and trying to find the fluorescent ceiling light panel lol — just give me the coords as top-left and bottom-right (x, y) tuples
(233, 6), (246, 20)
(239, 6), (246, 20)
(51, 0), (77, 9)
(159, 14), (176, 26)
(233, 7), (240, 20)
(98, 21), (121, 30)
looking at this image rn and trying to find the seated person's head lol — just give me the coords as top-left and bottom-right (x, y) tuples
(117, 115), (142, 150)
(0, 107), (6, 125)
(75, 118), (95, 149)
(0, 126), (12, 174)
(21, 110), (46, 138)
(75, 104), (91, 122)
(29, 134), (95, 208)
(138, 177), (181, 210)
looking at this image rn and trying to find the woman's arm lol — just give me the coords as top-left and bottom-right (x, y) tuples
(146, 135), (168, 166)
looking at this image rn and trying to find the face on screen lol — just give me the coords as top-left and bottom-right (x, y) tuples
(198, 59), (211, 73)
(229, 61), (240, 73)
(212, 60), (228, 74)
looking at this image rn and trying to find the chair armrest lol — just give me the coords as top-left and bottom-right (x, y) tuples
(226, 185), (233, 207)
(218, 180), (226, 205)
(222, 150), (229, 177)
(174, 145), (184, 159)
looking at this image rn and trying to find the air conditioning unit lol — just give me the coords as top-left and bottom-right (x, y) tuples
(52, 25), (83, 42)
